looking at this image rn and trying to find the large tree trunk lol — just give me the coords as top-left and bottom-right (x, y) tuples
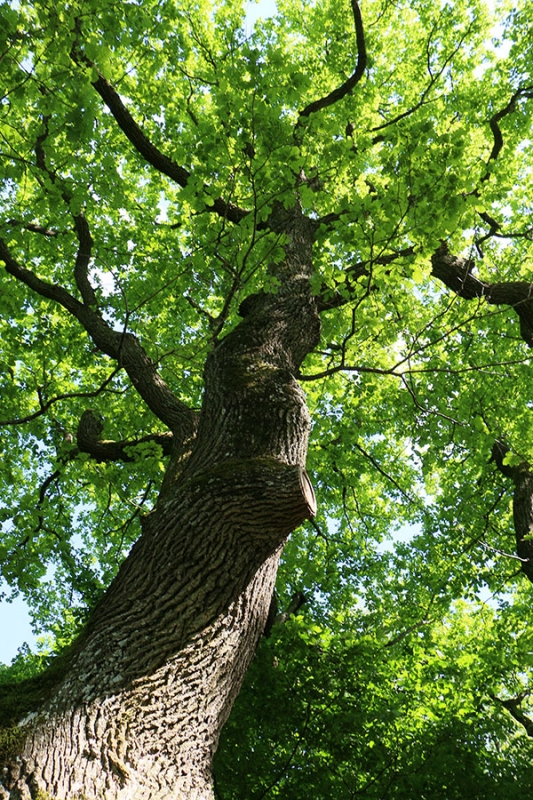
(0, 220), (320, 799)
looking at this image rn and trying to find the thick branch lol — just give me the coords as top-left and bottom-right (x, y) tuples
(71, 48), (248, 224)
(431, 244), (533, 346)
(492, 694), (533, 738)
(89, 73), (190, 185)
(73, 212), (98, 306)
(263, 590), (307, 638)
(319, 242), (533, 350)
(298, 0), (366, 121)
(77, 409), (174, 462)
(0, 238), (197, 440)
(491, 442), (533, 584)
(483, 86), (533, 180)
(491, 440), (516, 480)
(275, 590), (307, 625)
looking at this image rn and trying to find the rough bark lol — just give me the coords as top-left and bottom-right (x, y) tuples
(0, 216), (320, 799)
(491, 441), (533, 584)
(431, 244), (533, 346)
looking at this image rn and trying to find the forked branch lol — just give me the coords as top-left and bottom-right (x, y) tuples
(431, 244), (533, 346)
(491, 693), (533, 738)
(0, 238), (197, 442)
(317, 241), (533, 353)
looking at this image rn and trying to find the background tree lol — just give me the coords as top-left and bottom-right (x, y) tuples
(2, 0), (533, 797)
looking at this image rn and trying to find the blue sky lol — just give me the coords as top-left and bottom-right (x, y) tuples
(0, 589), (37, 665)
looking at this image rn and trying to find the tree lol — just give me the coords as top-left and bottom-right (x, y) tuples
(2, 0), (533, 796)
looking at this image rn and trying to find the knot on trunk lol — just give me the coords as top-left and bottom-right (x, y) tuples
(77, 409), (104, 447)
(183, 457), (316, 545)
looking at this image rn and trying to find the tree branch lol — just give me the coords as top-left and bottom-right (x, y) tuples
(0, 237), (198, 441)
(370, 22), (473, 134)
(492, 693), (533, 738)
(431, 243), (533, 346)
(263, 590), (307, 638)
(297, 0), (366, 122)
(385, 618), (432, 648)
(483, 86), (533, 181)
(353, 441), (414, 504)
(73, 212), (98, 306)
(276, 590), (307, 626)
(0, 369), (121, 426)
(491, 441), (533, 584)
(475, 209), (533, 248)
(70, 43), (249, 225)
(315, 247), (415, 311)
(318, 240), (533, 352)
(32, 112), (100, 307)
(76, 409), (174, 462)
(5, 220), (59, 237)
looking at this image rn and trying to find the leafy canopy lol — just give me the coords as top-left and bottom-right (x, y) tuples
(2, 0), (533, 793)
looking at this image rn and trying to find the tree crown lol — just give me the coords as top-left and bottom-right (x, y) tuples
(2, 0), (533, 791)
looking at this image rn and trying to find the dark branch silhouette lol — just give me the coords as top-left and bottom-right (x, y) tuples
(483, 86), (533, 180)
(431, 243), (533, 346)
(491, 441), (533, 584)
(77, 409), (174, 462)
(0, 237), (197, 440)
(298, 0), (366, 122)
(70, 34), (249, 225)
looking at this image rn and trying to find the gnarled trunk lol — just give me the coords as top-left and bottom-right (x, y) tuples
(0, 248), (321, 799)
